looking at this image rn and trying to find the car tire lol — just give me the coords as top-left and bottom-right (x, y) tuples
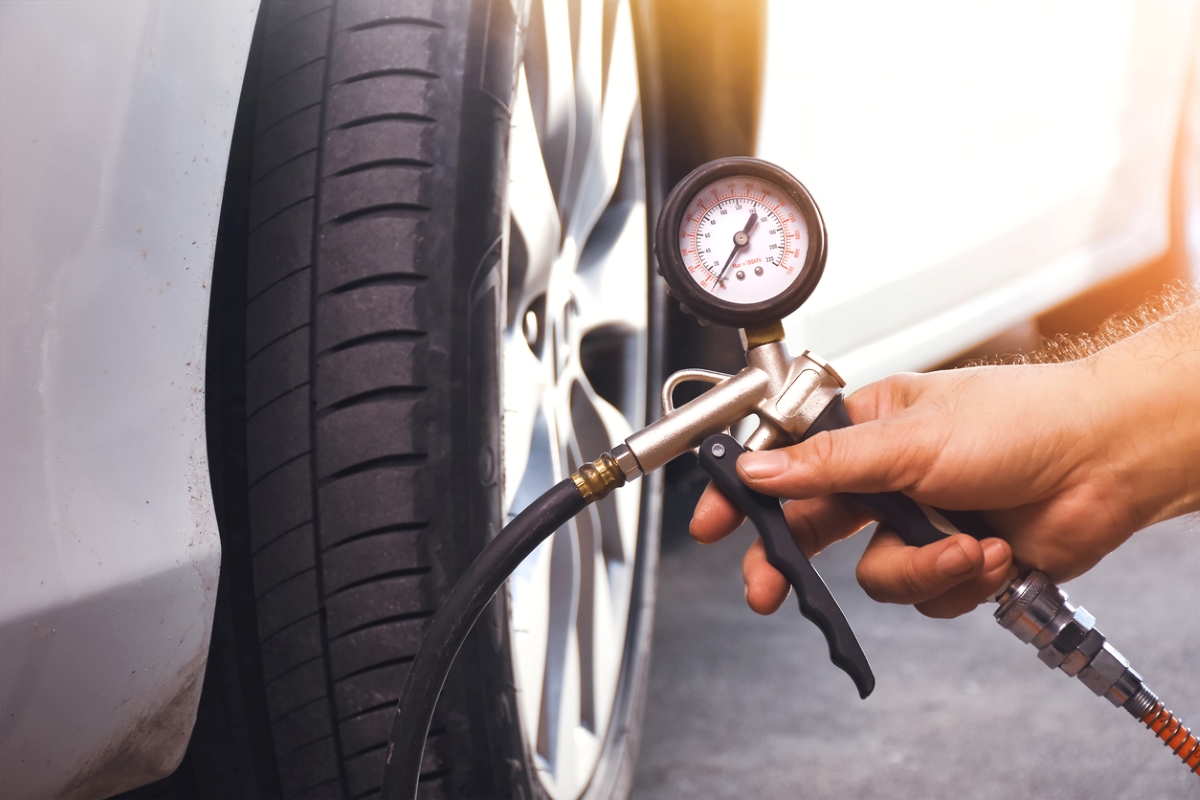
(175, 1), (665, 799)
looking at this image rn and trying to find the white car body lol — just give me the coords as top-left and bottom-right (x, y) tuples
(763, 0), (1199, 387)
(0, 2), (257, 797)
(0, 0), (1193, 796)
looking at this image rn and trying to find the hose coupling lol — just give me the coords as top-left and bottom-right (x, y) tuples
(993, 568), (1200, 775)
(571, 451), (627, 503)
(994, 569), (1146, 707)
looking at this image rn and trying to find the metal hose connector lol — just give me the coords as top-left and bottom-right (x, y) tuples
(570, 451), (627, 503)
(995, 570), (1199, 778)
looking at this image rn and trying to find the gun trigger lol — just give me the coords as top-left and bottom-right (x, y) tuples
(697, 433), (876, 699)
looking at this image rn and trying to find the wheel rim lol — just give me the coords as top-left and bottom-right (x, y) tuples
(501, 0), (647, 796)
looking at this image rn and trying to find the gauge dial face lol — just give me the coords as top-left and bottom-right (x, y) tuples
(677, 176), (810, 306)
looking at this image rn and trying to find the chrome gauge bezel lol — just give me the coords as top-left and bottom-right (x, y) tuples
(654, 157), (827, 328)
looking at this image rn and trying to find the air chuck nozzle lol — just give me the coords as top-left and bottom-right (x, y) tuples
(995, 570), (1199, 775)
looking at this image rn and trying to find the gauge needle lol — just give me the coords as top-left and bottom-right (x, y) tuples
(717, 211), (758, 287)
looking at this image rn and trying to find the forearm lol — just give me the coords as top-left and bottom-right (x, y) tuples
(1083, 299), (1200, 526)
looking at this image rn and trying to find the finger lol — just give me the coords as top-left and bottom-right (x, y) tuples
(855, 526), (987, 605)
(780, 495), (876, 558)
(693, 483), (873, 551)
(690, 482), (746, 544)
(733, 373), (927, 499)
(735, 415), (936, 500)
(913, 538), (1013, 618)
(740, 498), (871, 615)
(742, 538), (790, 614)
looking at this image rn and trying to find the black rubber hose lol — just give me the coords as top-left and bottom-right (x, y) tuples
(380, 478), (589, 799)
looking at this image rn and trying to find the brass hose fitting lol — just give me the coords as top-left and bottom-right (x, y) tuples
(570, 452), (626, 503)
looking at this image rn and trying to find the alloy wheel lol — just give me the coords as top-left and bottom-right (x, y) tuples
(501, 0), (648, 796)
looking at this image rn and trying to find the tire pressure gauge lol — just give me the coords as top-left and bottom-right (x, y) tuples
(655, 157), (827, 329)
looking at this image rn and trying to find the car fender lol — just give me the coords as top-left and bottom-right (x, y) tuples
(0, 1), (258, 796)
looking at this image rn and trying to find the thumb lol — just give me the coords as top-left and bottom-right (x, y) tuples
(736, 416), (935, 499)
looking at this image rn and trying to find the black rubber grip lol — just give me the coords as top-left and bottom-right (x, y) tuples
(698, 433), (875, 699)
(802, 393), (997, 546)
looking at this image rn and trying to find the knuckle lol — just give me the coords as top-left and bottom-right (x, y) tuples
(881, 372), (922, 411)
(900, 558), (930, 599)
(809, 429), (838, 468)
(889, 424), (937, 492)
(788, 513), (821, 557)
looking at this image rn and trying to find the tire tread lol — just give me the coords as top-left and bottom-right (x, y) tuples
(258, 60), (327, 134)
(245, 387), (311, 484)
(232, 2), (507, 796)
(246, 268), (312, 360)
(253, 105), (322, 182)
(248, 200), (315, 300)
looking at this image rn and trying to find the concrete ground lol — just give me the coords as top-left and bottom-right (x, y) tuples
(631, 475), (1200, 799)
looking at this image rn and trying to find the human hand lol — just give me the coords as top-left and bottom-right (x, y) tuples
(690, 303), (1200, 618)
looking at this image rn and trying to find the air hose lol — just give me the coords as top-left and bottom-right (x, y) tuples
(379, 435), (1200, 797)
(380, 456), (624, 798)
(381, 449), (1199, 798)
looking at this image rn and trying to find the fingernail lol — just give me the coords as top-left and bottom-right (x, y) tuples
(982, 539), (1007, 563)
(739, 450), (788, 480)
(936, 542), (974, 577)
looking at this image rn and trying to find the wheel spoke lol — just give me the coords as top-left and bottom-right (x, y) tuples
(510, 66), (563, 318)
(583, 509), (621, 743)
(525, 0), (577, 210)
(503, 334), (551, 513)
(570, 381), (625, 566)
(559, 0), (605, 241)
(536, 506), (579, 769)
(564, 0), (639, 251)
(571, 377), (641, 644)
(541, 382), (636, 776)
(571, 464), (598, 734)
(508, 404), (558, 748)
(574, 195), (648, 338)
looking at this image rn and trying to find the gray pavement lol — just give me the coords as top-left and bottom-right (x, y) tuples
(631, 482), (1200, 799)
